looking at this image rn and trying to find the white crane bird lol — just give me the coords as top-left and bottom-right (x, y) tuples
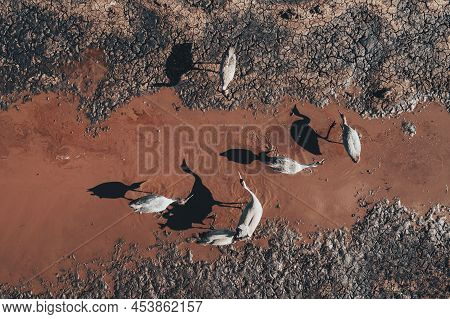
(234, 172), (263, 240)
(129, 194), (193, 214)
(219, 46), (236, 96)
(339, 112), (361, 163)
(197, 229), (236, 246)
(259, 151), (325, 175)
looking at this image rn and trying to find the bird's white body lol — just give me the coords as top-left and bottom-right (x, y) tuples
(235, 175), (263, 240)
(263, 155), (324, 175)
(197, 229), (236, 246)
(220, 47), (236, 94)
(129, 194), (176, 214)
(195, 173), (262, 246)
(340, 113), (361, 163)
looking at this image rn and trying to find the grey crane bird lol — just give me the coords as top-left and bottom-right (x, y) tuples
(197, 173), (263, 245)
(259, 151), (325, 175)
(129, 194), (193, 214)
(234, 172), (263, 240)
(196, 229), (236, 246)
(339, 112), (361, 163)
(219, 46), (236, 96)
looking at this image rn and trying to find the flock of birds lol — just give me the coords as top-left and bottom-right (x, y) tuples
(128, 46), (362, 246)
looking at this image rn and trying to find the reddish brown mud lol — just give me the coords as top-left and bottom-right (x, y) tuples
(0, 89), (448, 284)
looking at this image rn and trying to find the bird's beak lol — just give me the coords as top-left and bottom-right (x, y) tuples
(179, 194), (194, 205)
(238, 171), (244, 184)
(338, 111), (347, 124)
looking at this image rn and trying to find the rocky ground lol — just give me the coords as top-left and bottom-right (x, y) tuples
(0, 201), (448, 298)
(0, 0), (449, 123)
(0, 0), (449, 299)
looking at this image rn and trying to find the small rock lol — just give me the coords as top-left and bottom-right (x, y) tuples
(401, 121), (417, 137)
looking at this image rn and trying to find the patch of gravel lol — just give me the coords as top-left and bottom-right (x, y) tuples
(402, 120), (417, 137)
(1, 200), (448, 298)
(0, 0), (449, 122)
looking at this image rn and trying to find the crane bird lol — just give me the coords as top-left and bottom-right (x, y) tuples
(219, 46), (236, 96)
(196, 229), (236, 246)
(129, 194), (193, 214)
(259, 151), (325, 175)
(234, 172), (263, 240)
(196, 173), (263, 245)
(339, 112), (361, 163)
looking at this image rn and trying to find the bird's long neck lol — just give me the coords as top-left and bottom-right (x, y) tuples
(306, 160), (321, 168)
(340, 113), (348, 126)
(243, 184), (257, 204)
(291, 160), (318, 173)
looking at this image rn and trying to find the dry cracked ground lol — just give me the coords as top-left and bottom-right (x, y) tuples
(0, 0), (449, 298)
(1, 0), (449, 120)
(1, 201), (449, 298)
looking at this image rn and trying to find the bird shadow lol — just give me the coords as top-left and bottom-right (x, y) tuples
(158, 160), (241, 231)
(218, 148), (281, 166)
(162, 42), (194, 87)
(87, 181), (147, 200)
(219, 148), (262, 165)
(290, 105), (340, 155)
(154, 42), (218, 87)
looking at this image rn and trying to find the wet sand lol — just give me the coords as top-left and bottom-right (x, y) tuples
(0, 88), (449, 285)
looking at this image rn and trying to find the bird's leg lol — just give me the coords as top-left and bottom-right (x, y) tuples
(319, 120), (343, 144)
(213, 199), (243, 208)
(317, 120), (336, 140)
(132, 190), (149, 194)
(191, 66), (218, 73)
(193, 61), (219, 66)
(325, 121), (337, 139)
(216, 203), (242, 209)
(219, 201), (244, 205)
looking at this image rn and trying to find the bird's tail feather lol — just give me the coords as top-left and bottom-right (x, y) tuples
(234, 224), (250, 240)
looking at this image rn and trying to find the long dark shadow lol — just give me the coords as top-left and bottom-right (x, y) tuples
(219, 148), (285, 167)
(219, 148), (260, 165)
(165, 42), (194, 86)
(153, 43), (219, 87)
(158, 160), (241, 231)
(290, 105), (340, 155)
(87, 181), (147, 200)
